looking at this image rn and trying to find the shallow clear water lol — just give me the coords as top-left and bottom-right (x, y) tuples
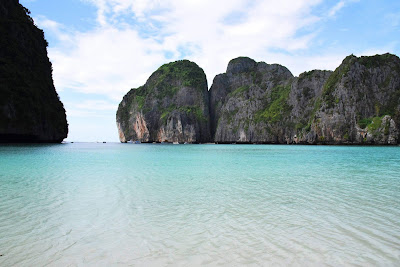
(0, 143), (399, 266)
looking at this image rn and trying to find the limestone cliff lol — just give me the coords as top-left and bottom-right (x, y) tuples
(0, 0), (68, 142)
(303, 54), (400, 144)
(118, 53), (400, 145)
(210, 54), (400, 144)
(116, 60), (210, 143)
(209, 57), (294, 143)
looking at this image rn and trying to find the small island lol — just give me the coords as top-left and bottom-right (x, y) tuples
(117, 54), (400, 145)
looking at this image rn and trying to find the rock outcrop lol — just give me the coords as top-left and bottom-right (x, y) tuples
(303, 54), (400, 144)
(209, 57), (294, 143)
(117, 53), (400, 145)
(210, 54), (400, 145)
(116, 60), (210, 143)
(0, 0), (68, 143)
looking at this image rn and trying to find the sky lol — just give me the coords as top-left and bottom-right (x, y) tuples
(20, 0), (400, 142)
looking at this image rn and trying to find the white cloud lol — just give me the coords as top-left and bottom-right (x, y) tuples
(357, 44), (399, 57)
(385, 12), (400, 28)
(34, 16), (72, 43)
(328, 0), (360, 17)
(27, 0), (397, 141)
(64, 99), (118, 119)
(328, 1), (345, 17)
(44, 26), (167, 100)
(39, 0), (334, 103)
(75, 100), (118, 111)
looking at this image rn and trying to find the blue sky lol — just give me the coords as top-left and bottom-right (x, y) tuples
(20, 0), (400, 142)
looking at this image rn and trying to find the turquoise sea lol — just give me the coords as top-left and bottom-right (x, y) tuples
(0, 143), (399, 266)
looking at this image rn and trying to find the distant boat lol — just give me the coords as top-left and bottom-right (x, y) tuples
(184, 142), (188, 144)
(134, 141), (141, 144)
(173, 142), (179, 145)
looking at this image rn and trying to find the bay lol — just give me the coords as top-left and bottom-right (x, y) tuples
(0, 143), (399, 266)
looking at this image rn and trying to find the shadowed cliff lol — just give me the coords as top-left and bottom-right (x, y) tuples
(0, 0), (68, 143)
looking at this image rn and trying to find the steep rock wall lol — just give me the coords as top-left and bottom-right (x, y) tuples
(304, 54), (400, 144)
(117, 53), (400, 145)
(116, 60), (210, 143)
(0, 0), (68, 142)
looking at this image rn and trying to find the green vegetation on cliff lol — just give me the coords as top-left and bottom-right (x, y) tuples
(358, 53), (400, 69)
(229, 85), (249, 97)
(151, 60), (207, 90)
(118, 53), (400, 145)
(322, 56), (352, 109)
(116, 59), (210, 143)
(358, 115), (390, 135)
(255, 84), (292, 123)
(358, 118), (373, 129)
(116, 86), (146, 125)
(118, 60), (208, 123)
(160, 105), (207, 123)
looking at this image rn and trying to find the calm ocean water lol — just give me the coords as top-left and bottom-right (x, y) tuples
(0, 143), (399, 266)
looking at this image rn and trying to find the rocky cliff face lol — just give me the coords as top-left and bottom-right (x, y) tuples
(210, 54), (400, 145)
(302, 54), (400, 144)
(286, 70), (333, 143)
(0, 0), (68, 143)
(209, 57), (294, 143)
(116, 60), (210, 143)
(118, 53), (400, 145)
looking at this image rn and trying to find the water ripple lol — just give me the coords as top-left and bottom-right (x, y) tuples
(0, 144), (399, 266)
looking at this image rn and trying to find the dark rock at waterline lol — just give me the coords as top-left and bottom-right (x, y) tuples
(0, 0), (68, 143)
